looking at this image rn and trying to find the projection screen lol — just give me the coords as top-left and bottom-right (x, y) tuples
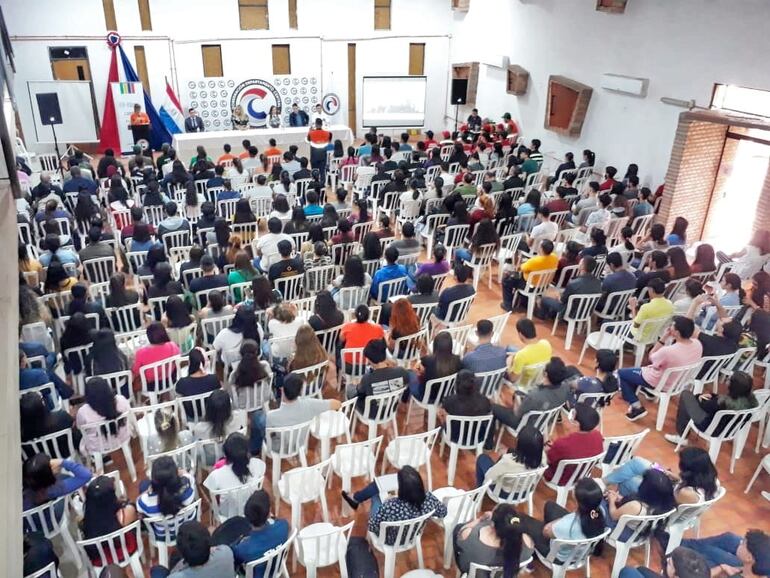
(362, 76), (427, 128)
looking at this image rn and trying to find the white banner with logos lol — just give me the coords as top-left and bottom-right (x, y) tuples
(111, 81), (145, 153)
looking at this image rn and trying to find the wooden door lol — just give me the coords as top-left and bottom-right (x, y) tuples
(51, 59), (91, 81)
(347, 43), (357, 134)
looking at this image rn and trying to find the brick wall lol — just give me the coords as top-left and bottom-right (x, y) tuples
(754, 160), (770, 235)
(660, 115), (727, 240)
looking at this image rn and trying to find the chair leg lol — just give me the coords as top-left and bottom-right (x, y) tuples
(442, 525), (453, 569)
(426, 407), (437, 432)
(416, 537), (425, 568)
(556, 486), (568, 507)
(426, 460), (433, 492)
(565, 321), (575, 351)
(448, 446), (458, 485)
(129, 555), (144, 578)
(405, 399), (414, 431)
(383, 549), (396, 578)
(93, 452), (104, 475)
(666, 525), (685, 555)
(745, 460), (766, 493)
(610, 544), (630, 578)
(273, 458), (281, 514)
(122, 443), (137, 482)
(655, 395), (670, 431)
(707, 439), (723, 465)
(578, 339), (589, 366)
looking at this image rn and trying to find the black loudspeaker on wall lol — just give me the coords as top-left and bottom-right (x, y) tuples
(451, 79), (468, 105)
(36, 92), (63, 126)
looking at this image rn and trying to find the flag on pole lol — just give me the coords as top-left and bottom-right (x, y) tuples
(159, 78), (184, 135)
(98, 39), (121, 152)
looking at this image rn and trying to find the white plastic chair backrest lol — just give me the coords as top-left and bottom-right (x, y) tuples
(23, 494), (70, 537)
(442, 485), (487, 529)
(76, 519), (143, 569)
(148, 295), (184, 322)
(280, 458), (332, 505)
(210, 476), (264, 522)
(292, 360), (329, 398)
(331, 241), (361, 265)
(514, 362), (547, 391)
(361, 388), (405, 424)
(408, 301), (436, 326)
(543, 529), (612, 569)
(424, 212), (448, 235)
(245, 529), (297, 578)
(315, 325), (342, 357)
(332, 436), (382, 478)
(487, 466), (547, 504)
(523, 268), (556, 294)
(667, 486), (726, 530)
(399, 199), (422, 220)
(695, 354), (734, 386)
(24, 560), (58, 578)
(432, 272), (450, 293)
(392, 328), (428, 364)
(144, 205), (166, 226)
(362, 258), (380, 278)
(632, 316), (672, 345)
(107, 303), (144, 334)
(602, 429), (650, 471)
(22, 428), (77, 462)
(230, 377), (272, 413)
(577, 391), (617, 413)
(83, 256), (116, 284)
(434, 325), (474, 356)
(444, 224), (470, 250)
(386, 428), (440, 467)
(139, 355), (182, 398)
(87, 371), (133, 399)
(700, 407), (757, 441)
(396, 253), (420, 267)
(305, 264), (337, 294)
(143, 499), (202, 545)
(217, 198), (238, 220)
(609, 510), (674, 547)
(444, 294), (476, 324)
(265, 420), (313, 459)
(340, 347), (368, 385)
(724, 346), (757, 375)
(62, 343), (94, 377)
(162, 229), (191, 254)
(444, 414), (494, 449)
(274, 274), (303, 301)
(291, 296), (316, 317)
(562, 293), (601, 321)
(352, 220), (374, 241)
(597, 289), (636, 318)
(375, 508), (435, 549)
(145, 442), (199, 474)
(553, 265), (579, 290)
(654, 362), (701, 395)
(518, 405), (561, 439)
(476, 367), (508, 399)
(548, 452), (606, 487)
(419, 373), (458, 406)
(21, 382), (62, 412)
(496, 219), (518, 238)
(114, 330), (147, 358)
(468, 243), (497, 267)
(595, 320), (633, 351)
(376, 276), (408, 303)
(56, 312), (100, 340)
(296, 521), (354, 570)
(176, 391), (214, 427)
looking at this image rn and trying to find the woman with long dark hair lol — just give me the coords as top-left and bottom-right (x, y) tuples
(193, 389), (246, 451)
(667, 246), (692, 280)
(213, 307), (261, 367)
(20, 392), (80, 457)
(202, 433), (266, 518)
(411, 331), (461, 399)
(146, 262), (183, 300)
(105, 272), (139, 309)
(308, 290), (344, 331)
(360, 231), (383, 261)
(667, 216), (689, 246)
(230, 339), (272, 389)
(22, 453), (92, 511)
(81, 476), (138, 564)
(691, 243), (716, 274)
(175, 348), (221, 408)
(88, 328), (129, 378)
(43, 261), (77, 294)
(137, 456), (196, 538)
(517, 189), (541, 217)
(453, 217), (500, 269)
(454, 503), (534, 578)
(59, 312), (94, 376)
(476, 426), (544, 490)
(76, 377), (131, 455)
(283, 206), (308, 235)
(108, 174), (132, 210)
(131, 323), (181, 385)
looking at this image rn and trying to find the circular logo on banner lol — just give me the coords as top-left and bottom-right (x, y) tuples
(322, 93), (340, 115)
(230, 79), (282, 128)
(106, 32), (121, 47)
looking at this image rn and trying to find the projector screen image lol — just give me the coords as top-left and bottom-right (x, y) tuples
(362, 76), (427, 127)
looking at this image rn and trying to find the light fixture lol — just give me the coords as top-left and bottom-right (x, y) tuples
(660, 97), (695, 109)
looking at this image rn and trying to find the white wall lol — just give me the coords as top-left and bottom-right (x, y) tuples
(449, 0), (770, 185)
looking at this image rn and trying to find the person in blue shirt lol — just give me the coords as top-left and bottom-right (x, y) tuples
(398, 132), (413, 152)
(206, 164), (226, 189)
(619, 546), (711, 578)
(288, 102), (309, 127)
(62, 166), (97, 195)
(632, 187), (654, 218)
(216, 181), (240, 202)
(19, 340), (57, 370)
(20, 350), (74, 403)
(357, 133), (376, 157)
(462, 319), (511, 375)
(370, 245), (408, 302)
(675, 530), (770, 578)
(22, 454), (92, 513)
(303, 189), (324, 216)
(38, 234), (80, 268)
(667, 216), (689, 246)
(230, 490), (289, 576)
(435, 263), (476, 322)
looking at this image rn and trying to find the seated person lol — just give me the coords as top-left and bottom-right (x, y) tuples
(268, 240), (304, 285)
(544, 403), (604, 483)
(618, 315), (703, 421)
(501, 239), (558, 312)
(628, 278), (674, 342)
(411, 331), (461, 400)
(434, 263), (476, 323)
(149, 521), (234, 578)
(439, 370), (492, 442)
(476, 426), (544, 491)
(620, 546), (711, 578)
(370, 245), (408, 302)
(19, 350), (74, 403)
(156, 202), (190, 240)
(189, 255), (228, 302)
(229, 490), (290, 572)
(506, 318), (552, 389)
(352, 338), (414, 411)
(537, 256), (601, 320)
(254, 217), (292, 273)
(677, 529), (770, 578)
(567, 349), (619, 408)
(635, 251), (671, 291)
(462, 319), (509, 375)
(389, 221), (421, 257)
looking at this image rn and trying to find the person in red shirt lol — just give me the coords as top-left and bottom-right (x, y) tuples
(544, 403), (604, 483)
(423, 130), (438, 149)
(238, 139), (252, 159)
(502, 112), (519, 136)
(599, 166), (618, 191)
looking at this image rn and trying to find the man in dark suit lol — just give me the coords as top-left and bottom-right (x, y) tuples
(184, 108), (205, 133)
(289, 102), (309, 127)
(537, 256), (602, 319)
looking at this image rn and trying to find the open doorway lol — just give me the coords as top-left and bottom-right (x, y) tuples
(702, 130), (770, 253)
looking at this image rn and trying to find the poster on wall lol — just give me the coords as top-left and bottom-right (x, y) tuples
(110, 81), (145, 153)
(181, 75), (325, 130)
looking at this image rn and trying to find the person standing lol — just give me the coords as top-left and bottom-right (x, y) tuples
(184, 108), (205, 133)
(306, 119), (332, 182)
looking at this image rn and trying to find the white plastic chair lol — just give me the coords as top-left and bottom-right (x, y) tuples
(83, 256), (116, 285)
(274, 274), (304, 301)
(76, 519), (144, 577)
(625, 316), (672, 367)
(381, 428), (440, 490)
(476, 367), (508, 401)
(353, 388), (404, 441)
(676, 407), (758, 473)
(368, 509), (436, 578)
(606, 510), (674, 578)
(208, 476), (264, 525)
(142, 499), (202, 568)
(513, 268), (557, 319)
(439, 324), (475, 355)
(440, 414), (494, 485)
(22, 427), (78, 463)
(644, 361), (702, 431)
(406, 373), (458, 432)
(376, 276), (408, 303)
(24, 561), (59, 578)
(23, 495), (81, 570)
(332, 436), (382, 515)
(391, 328), (428, 368)
(144, 442), (199, 479)
(551, 293), (602, 350)
(106, 303), (144, 334)
(575, 390), (617, 433)
(244, 529), (297, 578)
(443, 224), (470, 262)
(137, 354), (182, 405)
(495, 406), (562, 452)
(485, 466), (547, 515)
(263, 420), (312, 511)
(664, 486), (726, 554)
(543, 452), (606, 506)
(277, 459), (332, 534)
(295, 521), (354, 578)
(462, 243), (498, 289)
(439, 293), (476, 328)
(578, 319), (633, 367)
(536, 529), (611, 578)
(692, 353), (735, 395)
(291, 360), (329, 399)
(432, 484), (488, 569)
(311, 399), (356, 462)
(79, 412), (137, 482)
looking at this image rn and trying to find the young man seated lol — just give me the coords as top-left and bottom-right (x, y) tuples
(544, 403), (603, 483)
(149, 521), (233, 578)
(433, 263), (476, 325)
(501, 239), (559, 312)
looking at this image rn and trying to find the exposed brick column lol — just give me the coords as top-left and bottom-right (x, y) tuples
(660, 114), (727, 240)
(754, 162), (770, 235)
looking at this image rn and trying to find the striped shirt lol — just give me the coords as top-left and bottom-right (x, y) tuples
(137, 472), (197, 538)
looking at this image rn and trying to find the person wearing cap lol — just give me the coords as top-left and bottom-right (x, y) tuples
(677, 529), (770, 578)
(353, 338), (414, 413)
(184, 107), (205, 133)
(619, 546), (711, 578)
(189, 255), (229, 305)
(544, 403), (604, 483)
(268, 240), (304, 284)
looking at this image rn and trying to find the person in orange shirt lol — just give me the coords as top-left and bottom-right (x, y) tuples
(263, 138), (282, 158)
(501, 239), (559, 311)
(129, 104), (150, 127)
(502, 112), (518, 137)
(216, 143), (235, 165)
(238, 139), (252, 159)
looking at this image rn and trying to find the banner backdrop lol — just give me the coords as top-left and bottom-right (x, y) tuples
(110, 81), (145, 153)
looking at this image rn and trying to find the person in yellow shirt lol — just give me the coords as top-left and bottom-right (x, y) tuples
(507, 318), (553, 389)
(629, 278), (674, 342)
(501, 239), (559, 311)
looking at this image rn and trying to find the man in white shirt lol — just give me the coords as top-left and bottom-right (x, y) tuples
(281, 151), (301, 180)
(241, 146), (262, 172)
(571, 181), (600, 223)
(241, 174), (273, 202)
(583, 192), (612, 232)
(253, 217), (293, 272)
(528, 206), (558, 250)
(309, 103), (329, 128)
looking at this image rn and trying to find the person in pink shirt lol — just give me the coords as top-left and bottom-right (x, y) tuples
(618, 315), (703, 421)
(132, 322), (181, 390)
(76, 376), (132, 455)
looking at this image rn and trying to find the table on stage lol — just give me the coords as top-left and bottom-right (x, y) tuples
(171, 125), (354, 163)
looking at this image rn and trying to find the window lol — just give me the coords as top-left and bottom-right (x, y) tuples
(239, 0), (269, 30)
(374, 0), (391, 30)
(103, 0), (117, 30)
(134, 46), (150, 96)
(711, 84), (770, 119)
(138, 0), (152, 31)
(201, 45), (223, 78)
(272, 45), (291, 75)
(288, 0), (298, 29)
(408, 43), (425, 76)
